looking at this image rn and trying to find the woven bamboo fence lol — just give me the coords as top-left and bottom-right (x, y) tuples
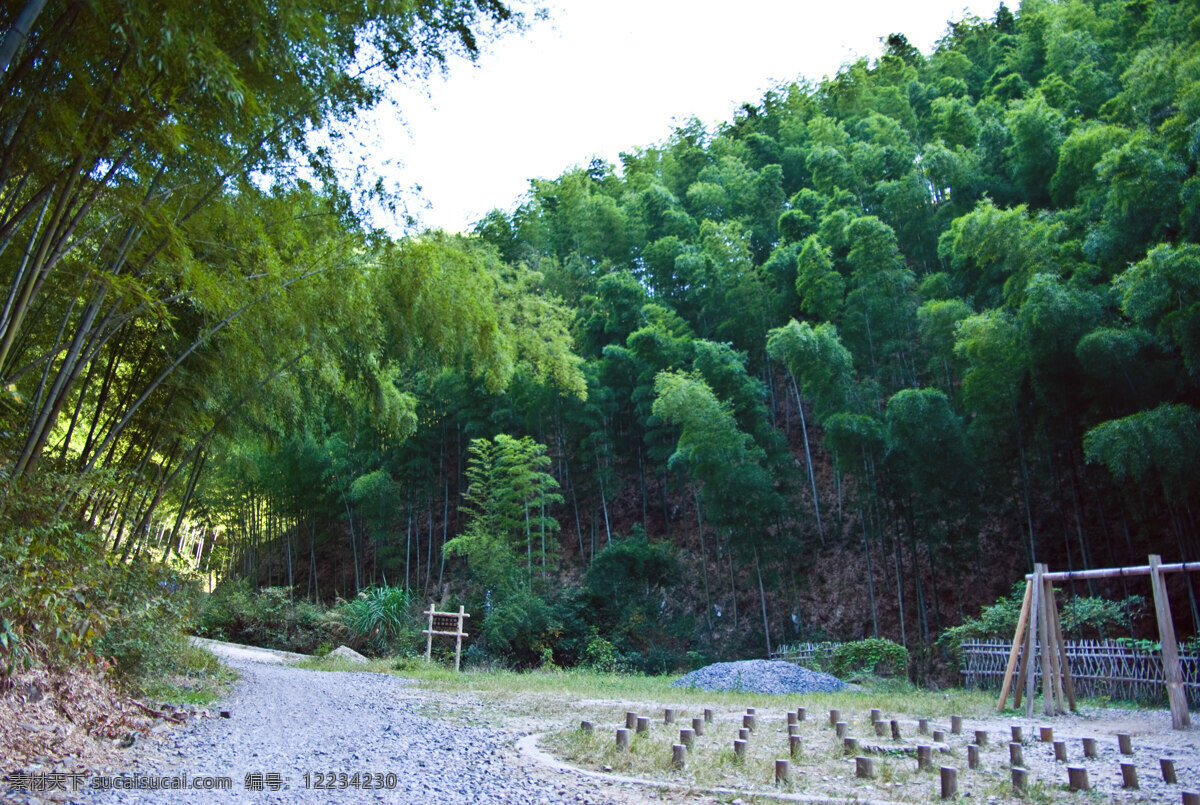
(962, 639), (1200, 706)
(771, 642), (839, 668)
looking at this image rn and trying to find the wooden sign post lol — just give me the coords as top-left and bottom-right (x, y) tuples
(422, 605), (470, 671)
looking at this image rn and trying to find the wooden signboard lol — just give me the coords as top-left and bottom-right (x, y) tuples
(422, 605), (470, 671)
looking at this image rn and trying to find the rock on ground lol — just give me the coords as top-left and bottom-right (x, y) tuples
(328, 645), (368, 664)
(672, 659), (849, 695)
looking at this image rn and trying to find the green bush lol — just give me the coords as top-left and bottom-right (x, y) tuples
(0, 478), (202, 686)
(95, 560), (204, 683)
(335, 586), (417, 655)
(482, 590), (552, 667)
(196, 581), (337, 653)
(937, 585), (1145, 664)
(832, 638), (909, 679)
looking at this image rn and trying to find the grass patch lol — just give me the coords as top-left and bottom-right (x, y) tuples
(136, 643), (238, 705)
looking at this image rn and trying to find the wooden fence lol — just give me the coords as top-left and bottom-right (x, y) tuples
(961, 639), (1200, 706)
(770, 642), (839, 668)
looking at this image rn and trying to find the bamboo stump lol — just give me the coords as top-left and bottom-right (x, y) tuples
(951, 716), (963, 735)
(919, 717), (929, 735)
(625, 711), (637, 730)
(1161, 758), (1178, 784)
(787, 711), (797, 726)
(1011, 725), (1023, 743)
(743, 714), (756, 732)
(1082, 737), (1097, 758)
(738, 728), (749, 741)
(870, 708), (882, 723)
(829, 709), (840, 726)
(940, 766), (958, 799)
(933, 729), (946, 743)
(636, 716), (649, 734)
(974, 729), (988, 746)
(1182, 793), (1199, 805)
(789, 735), (802, 757)
(796, 707), (806, 722)
(1121, 762), (1139, 789)
(1067, 766), (1090, 791)
(891, 719), (901, 741)
(580, 720), (593, 733)
(835, 721), (848, 738)
(856, 756), (875, 779)
(1009, 742), (1024, 767)
(774, 759), (790, 784)
(918, 744), (933, 771)
(616, 729), (630, 751)
(1039, 726), (1053, 743)
(733, 739), (747, 761)
(664, 708), (675, 724)
(1118, 732), (1133, 755)
(679, 728), (694, 749)
(1054, 740), (1067, 762)
(787, 724), (799, 737)
(704, 708), (714, 723)
(671, 743), (686, 770)
(691, 716), (703, 737)
(1012, 767), (1028, 796)
(967, 744), (980, 770)
(844, 737), (858, 755)
(875, 721), (888, 737)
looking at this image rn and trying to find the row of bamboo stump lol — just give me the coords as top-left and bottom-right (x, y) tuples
(578, 706), (1199, 801)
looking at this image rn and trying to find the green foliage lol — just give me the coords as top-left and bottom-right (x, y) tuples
(0, 478), (199, 682)
(938, 585), (1146, 663)
(335, 586), (417, 656)
(831, 638), (909, 679)
(197, 582), (337, 654)
(482, 590), (553, 667)
(50, 0), (1200, 684)
(447, 433), (563, 595)
(582, 530), (679, 643)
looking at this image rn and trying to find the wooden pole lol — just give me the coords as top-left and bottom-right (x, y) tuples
(940, 766), (958, 799)
(1037, 565), (1055, 716)
(1042, 577), (1066, 715)
(1046, 582), (1076, 712)
(1020, 566), (1042, 715)
(1149, 554), (1191, 729)
(454, 605), (465, 672)
(425, 605), (434, 662)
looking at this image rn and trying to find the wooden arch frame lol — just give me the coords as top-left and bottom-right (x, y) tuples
(996, 555), (1197, 729)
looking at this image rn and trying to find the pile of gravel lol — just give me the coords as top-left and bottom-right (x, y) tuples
(672, 659), (849, 695)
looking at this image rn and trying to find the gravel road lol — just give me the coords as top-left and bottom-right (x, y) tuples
(71, 641), (631, 804)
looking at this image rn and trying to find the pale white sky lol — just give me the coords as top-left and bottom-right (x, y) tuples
(340, 1), (1003, 234)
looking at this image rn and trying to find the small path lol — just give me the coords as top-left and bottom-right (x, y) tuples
(73, 640), (652, 804)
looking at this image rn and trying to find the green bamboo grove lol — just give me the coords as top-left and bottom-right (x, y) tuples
(2, 0), (1198, 673)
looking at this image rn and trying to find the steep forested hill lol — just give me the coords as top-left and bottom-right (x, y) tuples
(4, 0), (1199, 675)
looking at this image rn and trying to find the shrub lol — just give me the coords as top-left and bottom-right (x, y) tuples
(937, 585), (1145, 664)
(95, 560), (204, 683)
(196, 581), (336, 653)
(482, 590), (552, 667)
(832, 638), (909, 679)
(335, 586), (417, 656)
(0, 477), (202, 686)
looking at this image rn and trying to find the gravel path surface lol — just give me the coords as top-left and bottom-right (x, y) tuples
(69, 641), (629, 804)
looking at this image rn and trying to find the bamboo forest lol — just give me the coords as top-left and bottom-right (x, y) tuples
(3, 0), (1200, 691)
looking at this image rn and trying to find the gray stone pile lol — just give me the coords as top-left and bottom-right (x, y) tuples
(672, 658), (849, 694)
